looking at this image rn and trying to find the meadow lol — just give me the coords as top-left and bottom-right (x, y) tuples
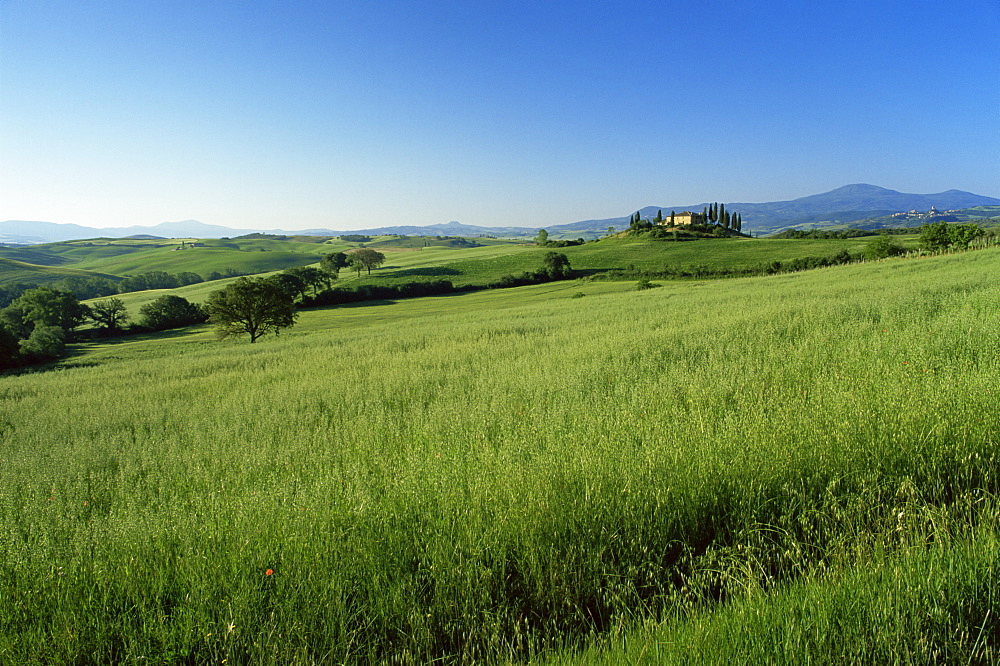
(3, 232), (914, 295)
(1, 245), (998, 663)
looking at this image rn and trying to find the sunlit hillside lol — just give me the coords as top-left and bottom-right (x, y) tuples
(2, 248), (998, 663)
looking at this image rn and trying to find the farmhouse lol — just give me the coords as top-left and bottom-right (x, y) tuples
(658, 211), (703, 226)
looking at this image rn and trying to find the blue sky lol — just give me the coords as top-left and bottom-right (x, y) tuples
(1, 1), (997, 231)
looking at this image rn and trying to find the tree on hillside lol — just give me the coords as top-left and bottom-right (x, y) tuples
(670, 211), (676, 226)
(59, 276), (118, 300)
(320, 251), (350, 277)
(541, 251), (572, 279)
(267, 273), (307, 301)
(283, 266), (330, 297)
(176, 271), (204, 286)
(90, 298), (130, 333)
(535, 229), (549, 246)
(349, 248), (387, 275)
(654, 210), (663, 224)
(206, 277), (297, 343)
(9, 287), (89, 333)
(139, 295), (207, 331)
(18, 325), (66, 361)
(863, 234), (906, 260)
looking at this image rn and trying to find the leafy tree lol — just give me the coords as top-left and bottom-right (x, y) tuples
(118, 271), (181, 293)
(535, 229), (549, 246)
(654, 210), (663, 224)
(267, 272), (307, 301)
(919, 221), (984, 252)
(863, 234), (906, 260)
(950, 223), (985, 249)
(206, 277), (297, 343)
(60, 276), (118, 300)
(10, 287), (89, 332)
(18, 325), (65, 361)
(90, 298), (130, 333)
(283, 266), (330, 297)
(348, 248), (386, 275)
(176, 271), (204, 286)
(541, 251), (572, 279)
(607, 226), (615, 236)
(0, 283), (39, 309)
(139, 295), (207, 331)
(320, 251), (350, 276)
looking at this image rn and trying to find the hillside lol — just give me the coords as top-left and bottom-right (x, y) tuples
(2, 247), (999, 663)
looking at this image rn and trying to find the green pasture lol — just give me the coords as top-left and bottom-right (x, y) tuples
(0, 257), (112, 286)
(2, 248), (999, 663)
(333, 234), (918, 290)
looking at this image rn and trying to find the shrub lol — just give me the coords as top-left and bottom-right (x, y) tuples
(863, 234), (906, 260)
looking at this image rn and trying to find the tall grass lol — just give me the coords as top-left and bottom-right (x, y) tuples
(1, 249), (998, 663)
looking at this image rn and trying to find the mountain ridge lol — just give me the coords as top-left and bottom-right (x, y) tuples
(3, 185), (998, 243)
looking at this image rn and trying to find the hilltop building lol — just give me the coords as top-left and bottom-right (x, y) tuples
(657, 211), (704, 226)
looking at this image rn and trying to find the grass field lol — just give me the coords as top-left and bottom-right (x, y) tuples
(3, 233), (918, 295)
(2, 247), (998, 663)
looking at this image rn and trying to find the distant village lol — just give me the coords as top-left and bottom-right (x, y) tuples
(889, 207), (960, 219)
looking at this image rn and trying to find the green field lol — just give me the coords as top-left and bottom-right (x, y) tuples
(2, 246), (999, 663)
(2, 234), (918, 296)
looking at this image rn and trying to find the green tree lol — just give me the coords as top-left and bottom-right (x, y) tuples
(267, 273), (307, 301)
(18, 325), (66, 360)
(654, 210), (663, 224)
(950, 223), (985, 249)
(206, 277), (297, 343)
(349, 248), (387, 275)
(320, 251), (350, 277)
(59, 276), (118, 300)
(670, 211), (676, 226)
(607, 226), (615, 236)
(90, 298), (130, 333)
(718, 203), (726, 228)
(139, 295), (207, 331)
(918, 220), (953, 252)
(535, 229), (549, 246)
(10, 287), (89, 333)
(863, 234), (906, 260)
(282, 266), (330, 297)
(541, 251), (572, 279)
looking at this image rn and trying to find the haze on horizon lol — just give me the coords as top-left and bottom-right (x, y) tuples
(1, 1), (997, 232)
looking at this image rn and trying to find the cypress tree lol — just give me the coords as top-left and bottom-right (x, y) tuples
(719, 203), (727, 228)
(670, 211), (676, 226)
(655, 210), (663, 224)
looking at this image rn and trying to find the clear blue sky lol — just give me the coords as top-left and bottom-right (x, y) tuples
(2, 1), (997, 231)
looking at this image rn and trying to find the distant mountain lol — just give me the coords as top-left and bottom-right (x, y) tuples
(3, 185), (998, 243)
(564, 185), (1000, 235)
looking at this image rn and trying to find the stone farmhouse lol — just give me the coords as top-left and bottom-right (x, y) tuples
(657, 211), (705, 226)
